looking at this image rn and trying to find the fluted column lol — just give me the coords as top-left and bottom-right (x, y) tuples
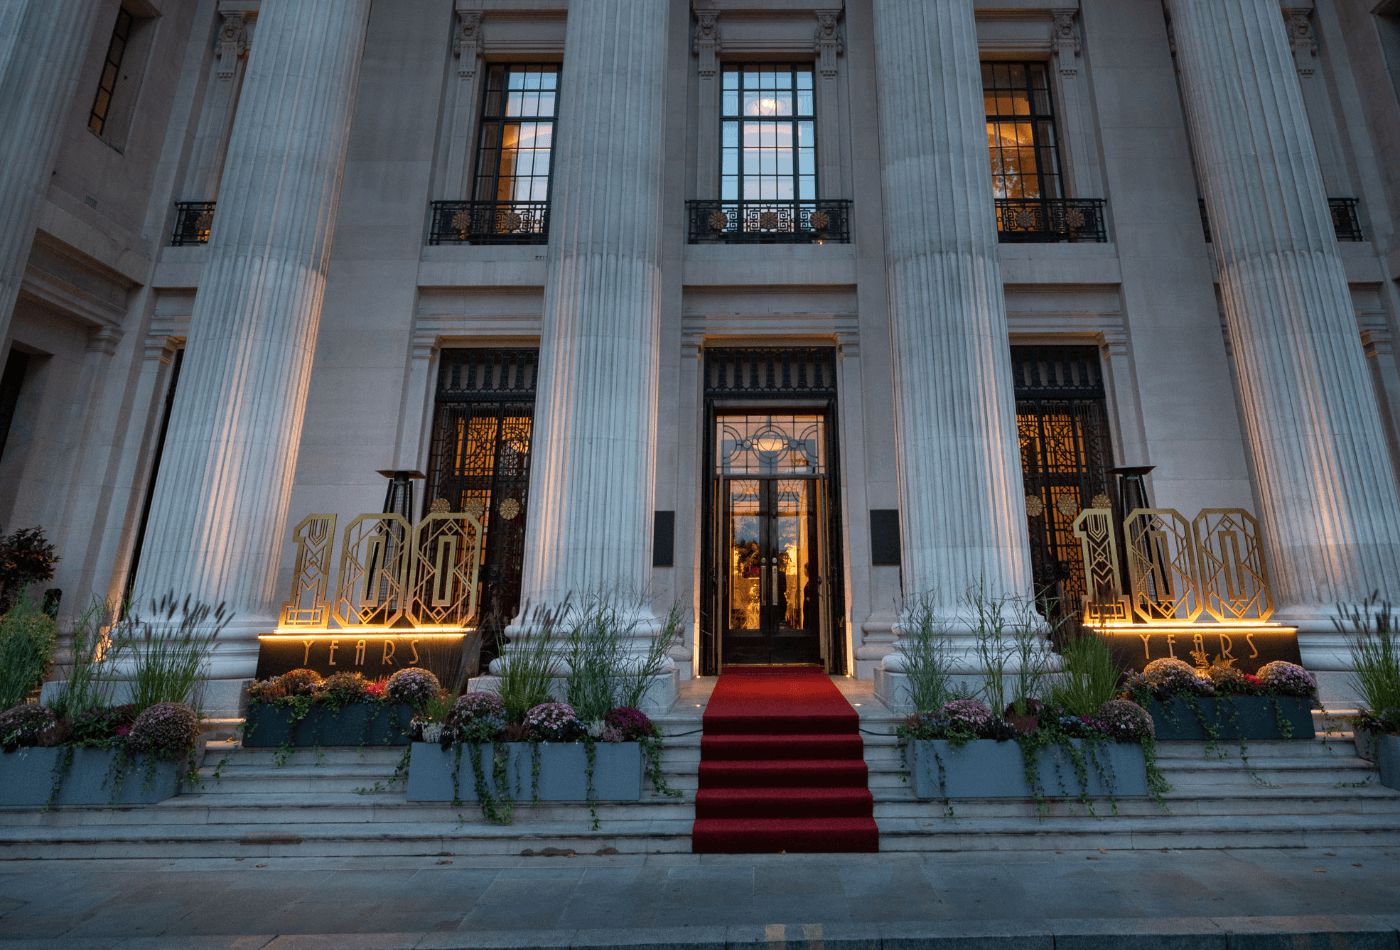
(516, 0), (668, 632)
(0, 0), (102, 344)
(132, 0), (370, 677)
(1169, 0), (1400, 665)
(871, 0), (1033, 639)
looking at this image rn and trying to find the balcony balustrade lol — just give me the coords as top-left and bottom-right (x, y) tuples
(170, 201), (215, 246)
(428, 200), (549, 245)
(994, 198), (1107, 243)
(686, 199), (852, 245)
(1198, 197), (1363, 243)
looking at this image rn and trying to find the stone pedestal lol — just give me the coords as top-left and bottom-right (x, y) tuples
(131, 0), (372, 704)
(511, 0), (674, 705)
(1169, 0), (1400, 675)
(870, 0), (1035, 706)
(0, 1), (102, 342)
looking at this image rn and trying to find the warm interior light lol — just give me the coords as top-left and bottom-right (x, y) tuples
(753, 434), (786, 453)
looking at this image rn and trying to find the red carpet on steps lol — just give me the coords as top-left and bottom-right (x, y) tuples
(691, 666), (879, 853)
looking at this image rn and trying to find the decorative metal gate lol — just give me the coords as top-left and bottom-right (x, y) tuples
(701, 347), (846, 675)
(423, 349), (537, 660)
(1012, 345), (1115, 622)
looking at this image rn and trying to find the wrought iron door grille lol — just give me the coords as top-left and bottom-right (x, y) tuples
(424, 349), (538, 662)
(703, 346), (839, 397)
(995, 199), (1107, 243)
(170, 202), (215, 246)
(1013, 345), (1114, 622)
(687, 200), (852, 244)
(428, 200), (549, 245)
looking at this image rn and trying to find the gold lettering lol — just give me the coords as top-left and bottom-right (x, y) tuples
(1246, 633), (1260, 659)
(1192, 633), (1206, 658)
(382, 639), (397, 666)
(1219, 634), (1235, 662)
(354, 639), (367, 666)
(302, 640), (315, 665)
(1137, 632), (1153, 662)
(1165, 633), (1177, 658)
(409, 640), (420, 665)
(328, 640), (339, 666)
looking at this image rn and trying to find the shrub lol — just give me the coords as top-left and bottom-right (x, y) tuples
(1096, 699), (1154, 742)
(0, 527), (58, 613)
(279, 669), (323, 696)
(0, 703), (58, 751)
(110, 594), (227, 711)
(246, 677), (289, 703)
(1339, 596), (1400, 726)
(386, 667), (441, 709)
(126, 702), (199, 760)
(1256, 660), (1317, 698)
(523, 701), (584, 742)
(0, 599), (56, 708)
(316, 672), (368, 707)
(69, 704), (140, 745)
(604, 706), (655, 742)
(446, 691), (507, 744)
(940, 698), (994, 734)
(1051, 632), (1121, 717)
(1142, 657), (1214, 698)
(1205, 662), (1255, 695)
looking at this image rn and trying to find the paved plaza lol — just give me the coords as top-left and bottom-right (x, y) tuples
(1, 846), (1399, 948)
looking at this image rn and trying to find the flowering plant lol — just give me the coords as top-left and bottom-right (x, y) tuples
(1096, 699), (1154, 742)
(386, 667), (441, 709)
(126, 702), (199, 761)
(941, 698), (995, 733)
(0, 703), (57, 751)
(278, 669), (323, 697)
(1206, 663), (1255, 696)
(524, 701), (585, 741)
(1257, 661), (1317, 698)
(1138, 657), (1215, 698)
(363, 679), (388, 701)
(603, 706), (655, 742)
(316, 672), (369, 707)
(70, 704), (140, 746)
(446, 692), (507, 744)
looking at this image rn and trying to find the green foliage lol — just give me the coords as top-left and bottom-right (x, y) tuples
(968, 583), (1053, 715)
(112, 594), (228, 712)
(894, 594), (955, 713)
(0, 526), (58, 613)
(1338, 594), (1400, 724)
(50, 601), (119, 722)
(0, 597), (56, 708)
(1052, 632), (1122, 717)
(496, 603), (560, 725)
(562, 594), (682, 722)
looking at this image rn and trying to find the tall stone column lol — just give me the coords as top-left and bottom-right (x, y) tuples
(0, 0), (102, 345)
(132, 0), (371, 692)
(871, 0), (1035, 702)
(1168, 0), (1400, 676)
(515, 0), (670, 647)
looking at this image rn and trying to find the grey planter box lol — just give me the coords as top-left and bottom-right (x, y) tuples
(907, 738), (1149, 800)
(406, 741), (643, 802)
(1355, 732), (1400, 792)
(0, 747), (182, 807)
(1147, 695), (1315, 741)
(242, 702), (413, 748)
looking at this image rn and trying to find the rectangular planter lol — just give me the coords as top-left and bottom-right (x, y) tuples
(1355, 732), (1400, 792)
(0, 747), (181, 807)
(907, 738), (1149, 800)
(405, 741), (643, 802)
(1147, 695), (1315, 741)
(242, 702), (413, 748)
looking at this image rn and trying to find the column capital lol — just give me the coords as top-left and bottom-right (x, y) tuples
(453, 9), (483, 79)
(1051, 8), (1081, 76)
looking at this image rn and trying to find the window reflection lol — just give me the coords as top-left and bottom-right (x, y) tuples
(473, 64), (559, 203)
(982, 61), (1062, 200)
(721, 65), (817, 203)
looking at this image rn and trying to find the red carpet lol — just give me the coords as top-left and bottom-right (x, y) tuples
(691, 667), (879, 853)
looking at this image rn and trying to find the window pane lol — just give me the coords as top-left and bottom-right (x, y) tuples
(471, 63), (560, 208)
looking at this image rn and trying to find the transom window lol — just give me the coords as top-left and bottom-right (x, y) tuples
(721, 65), (817, 203)
(89, 7), (134, 137)
(472, 64), (559, 204)
(982, 61), (1063, 200)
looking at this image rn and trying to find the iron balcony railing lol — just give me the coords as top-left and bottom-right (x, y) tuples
(170, 201), (215, 246)
(1198, 197), (1363, 243)
(686, 199), (852, 244)
(428, 200), (549, 245)
(995, 198), (1107, 243)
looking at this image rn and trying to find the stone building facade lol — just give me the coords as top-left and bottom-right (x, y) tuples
(3, 0), (1400, 712)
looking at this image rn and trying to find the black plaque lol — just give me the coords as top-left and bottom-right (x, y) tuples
(1103, 627), (1302, 675)
(653, 510), (675, 567)
(870, 509), (900, 566)
(255, 632), (478, 686)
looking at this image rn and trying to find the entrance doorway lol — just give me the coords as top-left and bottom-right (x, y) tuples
(700, 348), (845, 673)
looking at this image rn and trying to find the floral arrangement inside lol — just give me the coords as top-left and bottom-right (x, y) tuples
(247, 667), (442, 713)
(1122, 657), (1317, 702)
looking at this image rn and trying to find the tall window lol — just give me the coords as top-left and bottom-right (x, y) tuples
(471, 64), (559, 204)
(89, 7), (134, 137)
(982, 61), (1063, 200)
(721, 65), (816, 206)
